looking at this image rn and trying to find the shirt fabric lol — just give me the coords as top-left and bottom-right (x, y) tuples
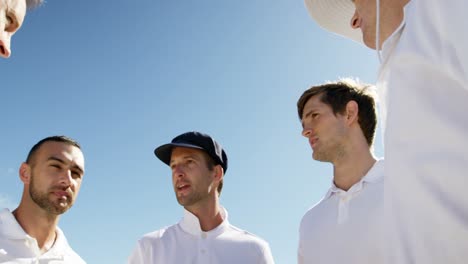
(298, 159), (384, 264)
(378, 1), (468, 263)
(0, 208), (86, 264)
(128, 206), (274, 264)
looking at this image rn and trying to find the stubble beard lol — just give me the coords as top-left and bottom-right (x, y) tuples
(313, 137), (346, 163)
(29, 173), (73, 215)
(175, 183), (214, 208)
(176, 189), (206, 207)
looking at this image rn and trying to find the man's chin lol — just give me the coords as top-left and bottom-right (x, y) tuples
(53, 208), (70, 215)
(363, 35), (378, 50)
(312, 152), (321, 161)
(177, 197), (197, 207)
(312, 153), (329, 162)
(48, 201), (73, 215)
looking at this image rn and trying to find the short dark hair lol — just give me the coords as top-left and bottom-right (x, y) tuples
(26, 136), (81, 165)
(201, 152), (224, 196)
(297, 78), (378, 146)
(26, 0), (44, 9)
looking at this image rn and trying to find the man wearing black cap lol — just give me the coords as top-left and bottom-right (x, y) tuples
(128, 131), (274, 264)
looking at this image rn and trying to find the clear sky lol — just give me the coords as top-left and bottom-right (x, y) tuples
(0, 0), (382, 263)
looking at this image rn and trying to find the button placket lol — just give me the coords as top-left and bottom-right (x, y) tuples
(337, 193), (350, 224)
(199, 233), (209, 258)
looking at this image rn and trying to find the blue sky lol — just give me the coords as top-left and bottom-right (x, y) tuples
(0, 0), (381, 263)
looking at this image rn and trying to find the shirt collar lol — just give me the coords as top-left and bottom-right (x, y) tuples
(0, 208), (28, 239)
(380, 2), (410, 63)
(324, 159), (384, 199)
(47, 226), (69, 255)
(0, 208), (71, 259)
(179, 206), (230, 238)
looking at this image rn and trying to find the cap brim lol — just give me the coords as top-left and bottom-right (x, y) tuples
(154, 143), (204, 166)
(304, 0), (363, 44)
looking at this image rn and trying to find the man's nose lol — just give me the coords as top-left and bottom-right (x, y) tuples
(302, 127), (313, 138)
(59, 170), (73, 186)
(172, 165), (185, 178)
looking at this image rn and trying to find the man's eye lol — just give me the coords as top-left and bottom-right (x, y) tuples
(72, 171), (82, 179)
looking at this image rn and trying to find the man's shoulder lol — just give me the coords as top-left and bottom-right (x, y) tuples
(222, 224), (274, 262)
(224, 224), (270, 248)
(138, 223), (179, 244)
(0, 208), (10, 233)
(299, 193), (335, 229)
(0, 208), (13, 226)
(62, 248), (87, 264)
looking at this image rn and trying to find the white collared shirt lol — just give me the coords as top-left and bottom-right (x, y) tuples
(298, 159), (384, 264)
(0, 208), (86, 264)
(378, 1), (468, 263)
(128, 206), (274, 264)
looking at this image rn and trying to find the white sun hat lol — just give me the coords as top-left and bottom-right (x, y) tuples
(304, 0), (363, 44)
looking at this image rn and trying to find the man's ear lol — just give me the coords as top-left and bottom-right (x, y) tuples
(345, 100), (359, 125)
(19, 162), (32, 184)
(213, 165), (224, 183)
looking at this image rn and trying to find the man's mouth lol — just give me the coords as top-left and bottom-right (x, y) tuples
(176, 183), (191, 194)
(53, 190), (70, 199)
(310, 137), (318, 148)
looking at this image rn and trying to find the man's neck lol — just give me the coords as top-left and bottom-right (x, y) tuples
(378, 0), (410, 49)
(13, 204), (59, 253)
(332, 148), (377, 191)
(185, 198), (224, 232)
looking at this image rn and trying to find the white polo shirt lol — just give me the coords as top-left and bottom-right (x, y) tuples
(378, 1), (468, 263)
(128, 206), (274, 264)
(0, 208), (86, 263)
(298, 159), (384, 264)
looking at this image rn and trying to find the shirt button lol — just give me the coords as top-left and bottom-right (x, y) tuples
(201, 233), (207, 239)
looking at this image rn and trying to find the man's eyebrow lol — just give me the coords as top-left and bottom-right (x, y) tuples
(170, 154), (198, 165)
(301, 108), (319, 128)
(48, 156), (66, 163)
(72, 164), (84, 174)
(47, 156), (84, 174)
(303, 109), (315, 119)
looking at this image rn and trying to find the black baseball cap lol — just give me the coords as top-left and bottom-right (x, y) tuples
(154, 131), (228, 173)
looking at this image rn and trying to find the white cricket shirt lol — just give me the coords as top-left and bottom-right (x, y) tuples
(378, 1), (468, 263)
(298, 159), (384, 264)
(128, 206), (274, 264)
(0, 208), (86, 263)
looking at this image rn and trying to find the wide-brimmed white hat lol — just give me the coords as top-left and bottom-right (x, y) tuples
(304, 0), (363, 44)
